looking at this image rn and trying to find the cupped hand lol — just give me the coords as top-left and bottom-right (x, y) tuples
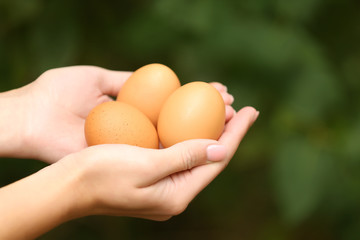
(17, 66), (235, 163)
(65, 107), (258, 221)
(18, 66), (131, 163)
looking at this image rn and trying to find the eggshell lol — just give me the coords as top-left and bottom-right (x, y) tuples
(84, 101), (158, 148)
(157, 81), (225, 148)
(117, 63), (180, 127)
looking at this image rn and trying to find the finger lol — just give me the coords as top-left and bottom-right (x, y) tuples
(210, 82), (227, 93)
(99, 69), (133, 96)
(220, 92), (234, 105)
(209, 82), (234, 105)
(219, 106), (258, 159)
(167, 107), (258, 203)
(147, 139), (227, 185)
(225, 105), (235, 123)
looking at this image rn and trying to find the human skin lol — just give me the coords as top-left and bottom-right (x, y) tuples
(0, 66), (258, 239)
(0, 66), (236, 163)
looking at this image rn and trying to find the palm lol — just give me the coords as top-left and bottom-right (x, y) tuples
(25, 66), (130, 163)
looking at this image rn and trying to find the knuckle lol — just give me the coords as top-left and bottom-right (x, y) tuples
(179, 147), (197, 170)
(180, 150), (191, 170)
(171, 202), (188, 216)
(165, 198), (188, 216)
(138, 190), (189, 218)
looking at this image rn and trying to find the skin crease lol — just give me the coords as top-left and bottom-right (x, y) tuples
(0, 66), (259, 239)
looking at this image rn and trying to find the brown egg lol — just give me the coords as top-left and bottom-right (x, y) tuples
(117, 63), (180, 127)
(84, 101), (158, 148)
(157, 81), (226, 148)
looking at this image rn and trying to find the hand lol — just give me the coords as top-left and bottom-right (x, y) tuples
(16, 66), (131, 163)
(0, 106), (257, 239)
(65, 106), (258, 220)
(6, 66), (235, 163)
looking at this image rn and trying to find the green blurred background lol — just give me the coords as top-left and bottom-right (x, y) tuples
(1, 0), (360, 239)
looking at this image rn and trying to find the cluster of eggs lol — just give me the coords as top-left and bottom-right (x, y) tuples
(84, 63), (226, 149)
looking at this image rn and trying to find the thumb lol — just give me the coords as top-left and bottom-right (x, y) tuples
(151, 139), (227, 182)
(99, 68), (133, 96)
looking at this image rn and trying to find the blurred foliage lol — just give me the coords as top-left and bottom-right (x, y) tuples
(1, 0), (360, 239)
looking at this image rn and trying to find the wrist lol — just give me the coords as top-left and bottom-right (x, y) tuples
(0, 88), (29, 158)
(0, 85), (52, 161)
(55, 152), (95, 219)
(0, 152), (91, 239)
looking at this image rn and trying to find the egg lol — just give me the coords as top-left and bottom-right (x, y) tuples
(84, 101), (158, 148)
(117, 63), (180, 127)
(157, 81), (226, 148)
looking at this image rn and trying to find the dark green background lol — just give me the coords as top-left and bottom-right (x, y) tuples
(1, 0), (360, 239)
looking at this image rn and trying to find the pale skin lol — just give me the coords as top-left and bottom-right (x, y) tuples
(0, 66), (259, 239)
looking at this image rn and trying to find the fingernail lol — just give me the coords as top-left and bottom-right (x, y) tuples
(206, 145), (227, 162)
